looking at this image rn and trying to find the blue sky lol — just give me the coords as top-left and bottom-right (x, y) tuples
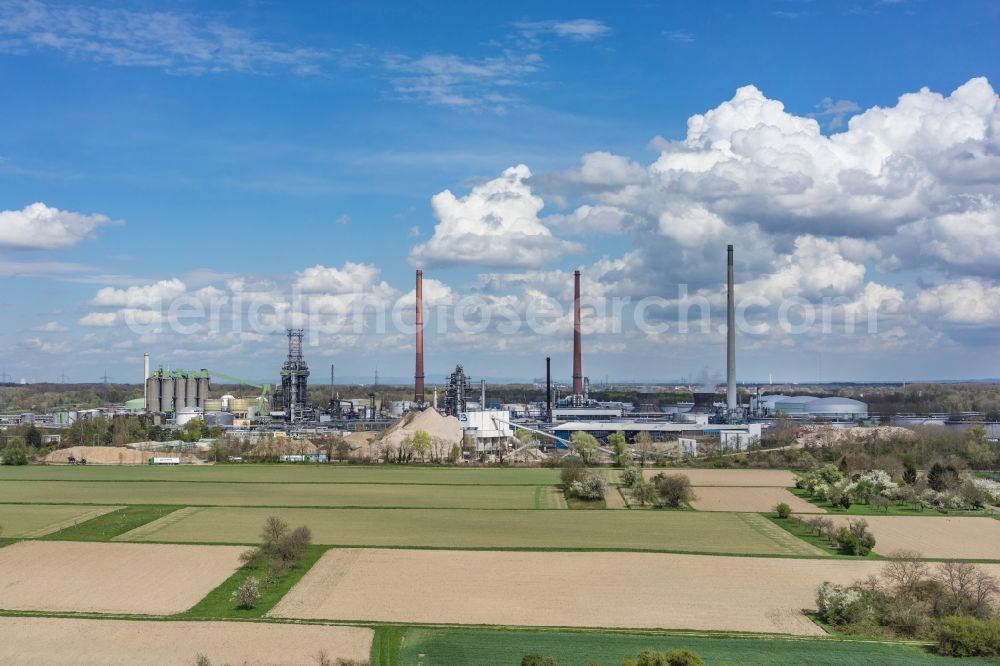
(0, 0), (998, 386)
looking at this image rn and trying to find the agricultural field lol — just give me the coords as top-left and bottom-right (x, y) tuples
(689, 486), (823, 513)
(829, 515), (1000, 560)
(0, 479), (564, 508)
(0, 464), (563, 484)
(0, 617), (373, 666)
(116, 505), (822, 555)
(0, 503), (121, 537)
(0, 541), (244, 614)
(395, 627), (997, 666)
(639, 469), (797, 486)
(270, 548), (910, 635)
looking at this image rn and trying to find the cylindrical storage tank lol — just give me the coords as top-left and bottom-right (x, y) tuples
(160, 377), (175, 412)
(186, 376), (198, 409)
(203, 399), (224, 412)
(389, 401), (406, 417)
(147, 377), (160, 413)
(229, 398), (251, 414)
(174, 377), (187, 410)
(176, 406), (204, 426)
(197, 376), (210, 408)
(221, 394), (236, 411)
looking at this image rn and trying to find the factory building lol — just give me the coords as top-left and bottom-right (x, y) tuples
(553, 421), (761, 447)
(771, 396), (868, 420)
(145, 369), (211, 414)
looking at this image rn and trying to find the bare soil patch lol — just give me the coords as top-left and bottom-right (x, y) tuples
(830, 515), (1000, 560)
(271, 548), (966, 635)
(0, 617), (372, 666)
(689, 487), (823, 513)
(43, 446), (198, 465)
(0, 541), (244, 614)
(641, 469), (796, 486)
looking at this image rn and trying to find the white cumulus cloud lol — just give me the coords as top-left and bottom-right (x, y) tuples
(0, 202), (115, 250)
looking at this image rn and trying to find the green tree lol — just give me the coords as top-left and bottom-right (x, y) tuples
(411, 430), (431, 461)
(570, 431), (599, 464)
(609, 430), (629, 467)
(630, 478), (658, 507)
(902, 454), (918, 485)
(652, 473), (695, 509)
(1, 438), (28, 465)
(25, 425), (42, 449)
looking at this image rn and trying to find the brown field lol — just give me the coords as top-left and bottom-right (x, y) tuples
(270, 548), (952, 635)
(689, 487), (824, 513)
(641, 469), (797, 486)
(604, 487), (628, 509)
(0, 617), (372, 666)
(831, 515), (1000, 560)
(0, 541), (244, 614)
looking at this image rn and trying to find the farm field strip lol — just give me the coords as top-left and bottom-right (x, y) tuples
(0, 541), (245, 615)
(689, 487), (824, 513)
(0, 480), (555, 509)
(270, 548), (940, 635)
(828, 515), (1000, 560)
(737, 513), (826, 555)
(0, 617), (373, 666)
(0, 465), (563, 485)
(640, 469), (798, 487)
(396, 626), (987, 666)
(116, 506), (825, 555)
(0, 504), (122, 538)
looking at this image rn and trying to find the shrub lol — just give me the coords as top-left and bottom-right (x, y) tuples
(664, 649), (704, 666)
(569, 472), (607, 500)
(560, 458), (586, 486)
(0, 439), (27, 465)
(837, 519), (875, 555)
(522, 654), (558, 666)
(936, 616), (1000, 657)
(775, 502), (792, 519)
(652, 473), (695, 508)
(231, 576), (261, 609)
(838, 493), (852, 510)
(274, 525), (312, 565)
(193, 655), (212, 666)
(630, 478), (658, 507)
(620, 467), (641, 487)
(816, 582), (869, 625)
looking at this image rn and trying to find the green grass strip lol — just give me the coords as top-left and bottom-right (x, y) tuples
(371, 625), (405, 666)
(763, 514), (881, 560)
(178, 544), (327, 620)
(40, 505), (180, 542)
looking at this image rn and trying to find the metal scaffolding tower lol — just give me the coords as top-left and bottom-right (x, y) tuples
(280, 328), (310, 422)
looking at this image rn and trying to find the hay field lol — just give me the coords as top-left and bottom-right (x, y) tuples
(0, 617), (372, 666)
(0, 464), (561, 484)
(271, 548), (912, 635)
(0, 480), (557, 508)
(0, 541), (244, 614)
(641, 469), (797, 486)
(118, 506), (822, 555)
(689, 487), (824, 513)
(0, 504), (121, 537)
(830, 515), (1000, 560)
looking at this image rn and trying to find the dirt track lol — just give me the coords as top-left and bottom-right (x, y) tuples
(689, 487), (823, 513)
(0, 541), (244, 614)
(270, 548), (933, 635)
(0, 617), (372, 665)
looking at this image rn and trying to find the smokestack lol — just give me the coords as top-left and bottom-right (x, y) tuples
(546, 356), (552, 423)
(415, 270), (425, 404)
(572, 270), (583, 402)
(727, 245), (737, 412)
(143, 352), (150, 411)
(480, 379), (486, 411)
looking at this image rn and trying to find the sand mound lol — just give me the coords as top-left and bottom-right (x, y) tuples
(377, 408), (462, 448)
(43, 447), (191, 465)
(797, 426), (915, 447)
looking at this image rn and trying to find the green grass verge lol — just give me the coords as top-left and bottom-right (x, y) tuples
(786, 488), (990, 517)
(371, 625), (405, 666)
(763, 514), (880, 559)
(41, 505), (179, 541)
(564, 490), (607, 510)
(395, 626), (999, 665)
(178, 544), (327, 620)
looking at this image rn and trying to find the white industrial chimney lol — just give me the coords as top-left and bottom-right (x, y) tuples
(143, 352), (150, 411)
(726, 245), (736, 412)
